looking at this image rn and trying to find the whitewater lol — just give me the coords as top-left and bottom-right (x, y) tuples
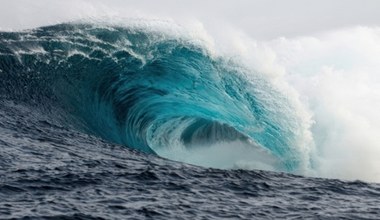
(1, 1), (380, 219)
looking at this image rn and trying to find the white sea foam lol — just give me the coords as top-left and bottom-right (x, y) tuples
(220, 27), (380, 182)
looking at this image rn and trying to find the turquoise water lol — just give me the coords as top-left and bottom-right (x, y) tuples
(1, 23), (310, 172)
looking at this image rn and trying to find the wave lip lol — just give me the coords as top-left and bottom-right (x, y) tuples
(0, 23), (311, 173)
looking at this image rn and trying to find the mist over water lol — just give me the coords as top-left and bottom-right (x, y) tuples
(1, 1), (380, 182)
(267, 28), (380, 181)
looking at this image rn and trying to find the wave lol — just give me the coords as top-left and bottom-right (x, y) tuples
(0, 23), (312, 173)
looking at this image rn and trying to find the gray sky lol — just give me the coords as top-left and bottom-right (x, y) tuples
(1, 0), (380, 39)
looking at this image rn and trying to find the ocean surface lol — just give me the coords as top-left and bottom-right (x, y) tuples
(1, 23), (380, 219)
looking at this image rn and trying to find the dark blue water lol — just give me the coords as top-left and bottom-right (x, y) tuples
(1, 23), (380, 219)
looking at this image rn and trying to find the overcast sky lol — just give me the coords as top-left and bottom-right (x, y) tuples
(1, 0), (380, 39)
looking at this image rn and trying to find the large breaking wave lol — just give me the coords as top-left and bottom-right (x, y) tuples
(0, 23), (312, 173)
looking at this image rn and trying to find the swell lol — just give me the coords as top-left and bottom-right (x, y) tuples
(0, 23), (310, 172)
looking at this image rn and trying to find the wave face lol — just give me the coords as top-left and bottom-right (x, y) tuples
(0, 23), (310, 173)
